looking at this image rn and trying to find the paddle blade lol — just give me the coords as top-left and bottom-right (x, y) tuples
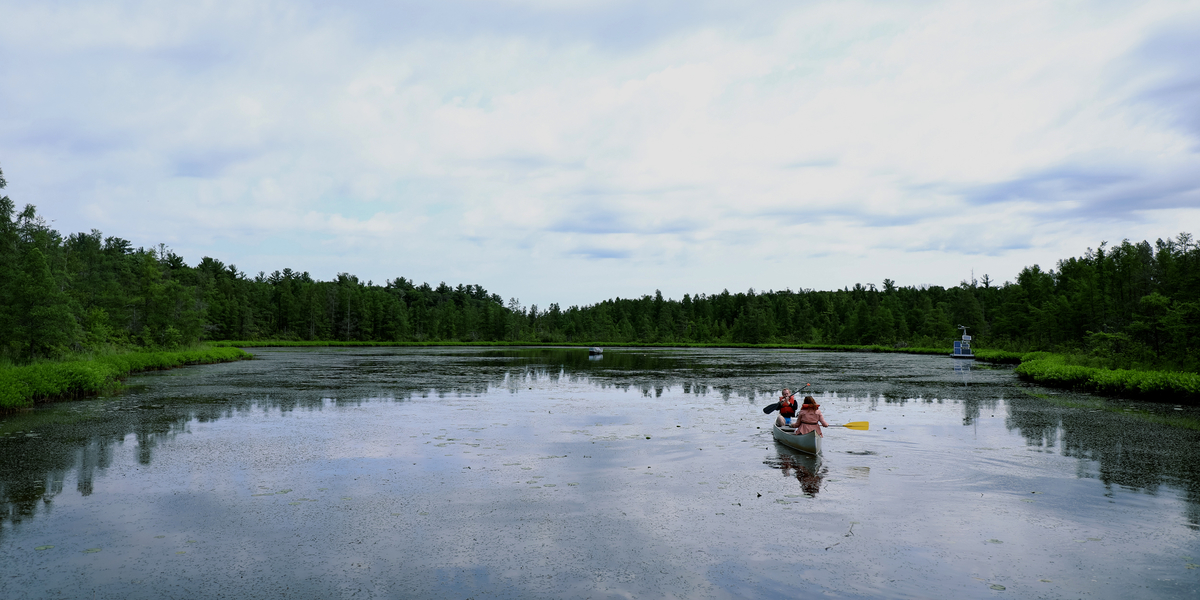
(840, 421), (869, 431)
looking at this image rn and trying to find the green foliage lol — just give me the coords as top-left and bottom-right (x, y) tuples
(1015, 354), (1200, 401)
(2, 166), (1199, 397)
(0, 347), (251, 411)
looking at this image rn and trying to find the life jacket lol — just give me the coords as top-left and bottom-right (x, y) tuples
(779, 396), (797, 417)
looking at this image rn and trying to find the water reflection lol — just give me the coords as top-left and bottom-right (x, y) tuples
(953, 361), (971, 386)
(1005, 394), (1200, 529)
(766, 446), (826, 496)
(3, 346), (1200, 538)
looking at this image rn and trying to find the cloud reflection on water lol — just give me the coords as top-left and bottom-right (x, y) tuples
(2, 346), (1198, 537)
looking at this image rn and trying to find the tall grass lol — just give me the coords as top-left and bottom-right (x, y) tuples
(0, 347), (251, 411)
(1015, 353), (1200, 402)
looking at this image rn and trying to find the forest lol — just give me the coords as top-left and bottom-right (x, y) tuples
(2, 167), (1198, 374)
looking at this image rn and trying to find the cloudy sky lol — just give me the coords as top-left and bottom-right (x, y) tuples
(2, 1), (1199, 308)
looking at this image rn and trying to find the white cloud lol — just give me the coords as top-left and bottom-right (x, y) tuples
(1, 0), (1199, 306)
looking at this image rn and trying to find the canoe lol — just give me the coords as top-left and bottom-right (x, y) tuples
(772, 423), (822, 455)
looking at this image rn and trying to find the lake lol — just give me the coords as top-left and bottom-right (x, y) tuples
(1, 347), (1198, 599)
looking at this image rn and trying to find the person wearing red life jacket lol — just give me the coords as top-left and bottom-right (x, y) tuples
(774, 388), (798, 428)
(793, 396), (829, 437)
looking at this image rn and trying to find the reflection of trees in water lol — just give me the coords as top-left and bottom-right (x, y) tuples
(1, 411), (178, 536)
(1005, 397), (1200, 530)
(958, 397), (1003, 426)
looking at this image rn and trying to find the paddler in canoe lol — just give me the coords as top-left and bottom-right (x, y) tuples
(774, 388), (828, 436)
(774, 388), (798, 428)
(793, 396), (829, 437)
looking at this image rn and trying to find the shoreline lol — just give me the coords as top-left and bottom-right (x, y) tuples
(209, 340), (1195, 402)
(0, 347), (252, 412)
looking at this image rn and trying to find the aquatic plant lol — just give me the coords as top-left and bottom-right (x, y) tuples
(0, 347), (251, 411)
(1015, 355), (1200, 402)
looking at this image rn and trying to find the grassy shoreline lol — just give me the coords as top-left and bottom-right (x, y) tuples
(3, 340), (1194, 409)
(0, 347), (252, 412)
(1013, 353), (1200, 402)
(211, 339), (968, 353)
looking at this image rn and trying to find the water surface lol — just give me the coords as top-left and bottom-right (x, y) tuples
(1, 347), (1198, 598)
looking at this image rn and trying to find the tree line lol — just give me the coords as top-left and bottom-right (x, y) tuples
(1, 167), (1197, 371)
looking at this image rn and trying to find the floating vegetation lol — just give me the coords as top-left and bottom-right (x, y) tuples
(989, 584), (1006, 590)
(34, 545), (53, 550)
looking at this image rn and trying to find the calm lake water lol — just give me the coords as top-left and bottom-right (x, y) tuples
(1, 347), (1198, 599)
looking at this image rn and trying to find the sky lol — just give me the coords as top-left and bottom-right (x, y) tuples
(2, 0), (1199, 309)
